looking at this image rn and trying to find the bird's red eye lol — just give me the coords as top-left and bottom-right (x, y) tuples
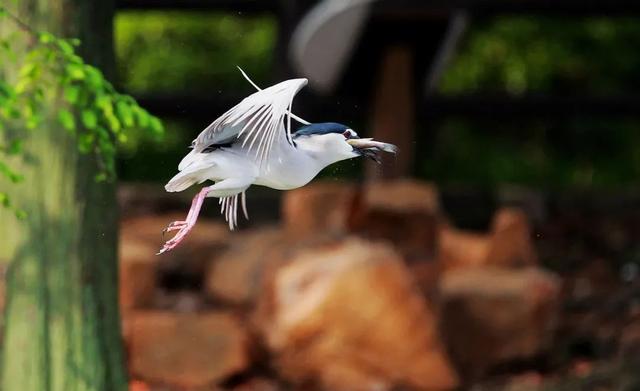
(343, 129), (355, 139)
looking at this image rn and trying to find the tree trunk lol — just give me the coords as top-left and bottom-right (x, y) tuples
(0, 0), (127, 390)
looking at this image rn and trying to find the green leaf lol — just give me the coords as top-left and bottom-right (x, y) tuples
(67, 54), (82, 64)
(15, 209), (27, 220)
(0, 39), (11, 52)
(0, 162), (22, 183)
(9, 172), (23, 183)
(149, 116), (164, 135)
(38, 32), (54, 44)
(81, 109), (98, 129)
(95, 94), (111, 110)
(26, 115), (40, 129)
(64, 86), (80, 104)
(0, 192), (10, 207)
(2, 106), (20, 119)
(58, 109), (76, 131)
(94, 172), (107, 182)
(0, 82), (16, 100)
(65, 64), (85, 80)
(84, 66), (103, 89)
(14, 79), (28, 94)
(19, 63), (37, 78)
(78, 133), (95, 153)
(57, 39), (74, 55)
(133, 106), (150, 128)
(7, 139), (23, 155)
(115, 100), (134, 127)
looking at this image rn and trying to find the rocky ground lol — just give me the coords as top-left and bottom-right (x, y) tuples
(119, 180), (640, 391)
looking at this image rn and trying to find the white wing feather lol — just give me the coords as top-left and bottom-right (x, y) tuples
(192, 74), (308, 168)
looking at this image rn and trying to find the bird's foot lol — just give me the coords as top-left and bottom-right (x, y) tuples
(162, 220), (187, 235)
(157, 220), (193, 255)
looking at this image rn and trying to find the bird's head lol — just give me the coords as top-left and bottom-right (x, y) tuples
(293, 122), (397, 165)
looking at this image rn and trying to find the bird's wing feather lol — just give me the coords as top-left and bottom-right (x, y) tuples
(192, 76), (308, 167)
(237, 67), (310, 126)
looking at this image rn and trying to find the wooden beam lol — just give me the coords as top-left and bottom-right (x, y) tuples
(367, 46), (416, 179)
(423, 94), (640, 119)
(373, 0), (640, 17)
(116, 0), (278, 13)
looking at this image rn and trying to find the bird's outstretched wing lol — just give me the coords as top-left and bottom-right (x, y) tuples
(192, 71), (308, 168)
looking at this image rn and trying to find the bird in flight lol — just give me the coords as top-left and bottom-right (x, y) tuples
(158, 68), (397, 254)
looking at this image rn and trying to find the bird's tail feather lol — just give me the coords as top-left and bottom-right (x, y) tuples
(165, 171), (198, 192)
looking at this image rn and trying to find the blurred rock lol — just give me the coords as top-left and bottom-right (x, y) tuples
(129, 311), (249, 389)
(439, 267), (561, 379)
(349, 179), (441, 260)
(619, 313), (640, 363)
(257, 238), (458, 391)
(230, 377), (281, 391)
(502, 372), (544, 391)
(282, 181), (356, 239)
(565, 258), (618, 302)
(408, 260), (441, 299)
(437, 207), (537, 272)
(437, 226), (491, 272)
(487, 208), (538, 268)
(128, 379), (151, 391)
(119, 237), (158, 311)
(205, 228), (290, 305)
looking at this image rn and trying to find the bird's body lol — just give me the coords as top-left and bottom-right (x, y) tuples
(167, 129), (352, 193)
(158, 70), (397, 254)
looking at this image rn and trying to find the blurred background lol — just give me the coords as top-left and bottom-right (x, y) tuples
(5, 0), (640, 390)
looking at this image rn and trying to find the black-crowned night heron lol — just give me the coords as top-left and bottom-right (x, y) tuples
(158, 69), (396, 254)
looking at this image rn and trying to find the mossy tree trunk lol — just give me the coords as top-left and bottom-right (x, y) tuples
(0, 0), (127, 390)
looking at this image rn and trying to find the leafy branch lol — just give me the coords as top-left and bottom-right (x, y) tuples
(0, 5), (164, 217)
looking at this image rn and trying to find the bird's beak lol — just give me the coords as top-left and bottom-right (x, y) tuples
(347, 138), (398, 164)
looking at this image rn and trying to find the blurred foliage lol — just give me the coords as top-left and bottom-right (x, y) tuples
(433, 17), (640, 187)
(421, 118), (640, 188)
(117, 118), (192, 182)
(115, 11), (276, 94)
(440, 17), (640, 95)
(0, 6), (163, 217)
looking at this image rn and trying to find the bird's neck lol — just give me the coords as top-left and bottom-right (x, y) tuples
(293, 137), (351, 168)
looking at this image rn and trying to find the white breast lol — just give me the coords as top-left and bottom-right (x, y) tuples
(252, 142), (325, 190)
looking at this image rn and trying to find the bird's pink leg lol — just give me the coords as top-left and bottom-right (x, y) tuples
(157, 186), (211, 255)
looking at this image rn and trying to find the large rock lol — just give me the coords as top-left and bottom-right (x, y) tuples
(129, 311), (249, 389)
(436, 226), (491, 272)
(349, 180), (441, 260)
(487, 208), (538, 268)
(257, 238), (458, 391)
(437, 207), (537, 272)
(439, 267), (561, 379)
(205, 228), (290, 305)
(282, 181), (356, 239)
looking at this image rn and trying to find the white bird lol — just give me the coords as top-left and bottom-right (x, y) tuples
(158, 68), (397, 254)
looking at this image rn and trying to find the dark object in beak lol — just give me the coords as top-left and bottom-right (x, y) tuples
(347, 138), (397, 164)
(358, 148), (382, 164)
